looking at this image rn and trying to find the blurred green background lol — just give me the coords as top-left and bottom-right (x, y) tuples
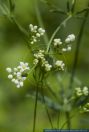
(0, 0), (89, 131)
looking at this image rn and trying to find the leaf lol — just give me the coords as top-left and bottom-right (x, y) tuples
(76, 8), (89, 15)
(26, 91), (62, 111)
(71, 0), (76, 13)
(66, 0), (70, 12)
(50, 8), (66, 15)
(8, 0), (15, 12)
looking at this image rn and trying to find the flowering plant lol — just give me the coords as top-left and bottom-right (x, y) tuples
(0, 0), (89, 131)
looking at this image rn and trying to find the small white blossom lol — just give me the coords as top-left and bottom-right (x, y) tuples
(67, 46), (71, 51)
(65, 34), (75, 43)
(33, 50), (52, 72)
(38, 28), (45, 35)
(55, 60), (65, 71)
(19, 82), (24, 87)
(53, 38), (62, 47)
(81, 103), (89, 112)
(6, 68), (12, 73)
(45, 63), (52, 71)
(36, 33), (41, 37)
(75, 87), (83, 96)
(6, 62), (30, 88)
(29, 24), (37, 33)
(29, 24), (45, 44)
(83, 86), (89, 96)
(75, 86), (89, 97)
(34, 50), (45, 59)
(62, 48), (67, 52)
(33, 59), (39, 65)
(8, 74), (13, 79)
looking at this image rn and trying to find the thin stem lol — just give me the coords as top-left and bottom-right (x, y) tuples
(69, 4), (89, 89)
(34, 0), (49, 45)
(12, 17), (29, 37)
(65, 112), (71, 129)
(32, 84), (39, 132)
(46, 15), (72, 53)
(41, 74), (54, 129)
(71, 0), (76, 13)
(57, 111), (61, 129)
(60, 111), (78, 129)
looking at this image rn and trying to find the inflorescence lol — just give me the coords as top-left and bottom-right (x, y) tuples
(6, 62), (30, 88)
(75, 86), (89, 97)
(29, 24), (45, 44)
(6, 24), (75, 88)
(33, 50), (65, 72)
(53, 34), (75, 52)
(75, 86), (89, 113)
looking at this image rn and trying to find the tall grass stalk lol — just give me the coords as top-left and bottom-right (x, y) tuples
(69, 3), (89, 89)
(46, 15), (72, 53)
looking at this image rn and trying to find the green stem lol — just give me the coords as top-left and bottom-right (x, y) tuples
(41, 74), (54, 129)
(69, 5), (89, 89)
(34, 0), (49, 45)
(57, 111), (61, 129)
(46, 15), (72, 53)
(65, 112), (71, 129)
(32, 84), (39, 132)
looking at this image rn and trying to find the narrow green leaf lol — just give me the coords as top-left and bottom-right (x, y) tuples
(27, 92), (62, 111)
(66, 0), (70, 12)
(76, 8), (89, 15)
(8, 0), (15, 12)
(50, 8), (67, 15)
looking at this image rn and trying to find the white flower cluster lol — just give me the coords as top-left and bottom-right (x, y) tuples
(33, 50), (52, 71)
(29, 24), (45, 44)
(83, 103), (89, 112)
(62, 46), (71, 52)
(55, 60), (65, 71)
(6, 62), (30, 88)
(65, 34), (75, 43)
(75, 86), (89, 97)
(33, 50), (65, 72)
(53, 38), (62, 47)
(53, 34), (75, 52)
(80, 103), (89, 113)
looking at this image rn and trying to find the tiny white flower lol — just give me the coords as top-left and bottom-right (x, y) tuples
(36, 33), (41, 37)
(31, 41), (34, 44)
(29, 24), (45, 44)
(6, 62), (30, 88)
(29, 24), (33, 29)
(8, 74), (13, 79)
(12, 78), (16, 83)
(33, 59), (39, 65)
(83, 86), (89, 96)
(19, 82), (24, 87)
(62, 48), (67, 52)
(75, 87), (83, 96)
(34, 25), (38, 30)
(14, 68), (18, 72)
(14, 79), (19, 84)
(69, 34), (75, 41)
(33, 38), (37, 42)
(45, 64), (52, 71)
(22, 77), (26, 81)
(17, 84), (20, 88)
(53, 38), (62, 47)
(67, 46), (71, 51)
(65, 34), (75, 43)
(17, 72), (21, 77)
(65, 37), (71, 43)
(55, 60), (65, 70)
(6, 68), (12, 73)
